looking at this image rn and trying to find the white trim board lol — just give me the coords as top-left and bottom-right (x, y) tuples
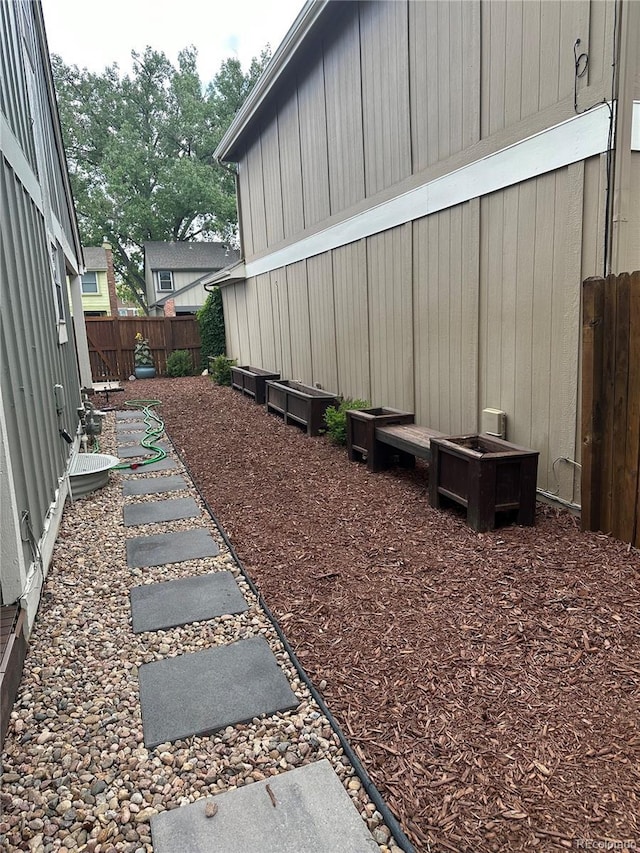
(246, 103), (612, 278)
(1, 114), (43, 210)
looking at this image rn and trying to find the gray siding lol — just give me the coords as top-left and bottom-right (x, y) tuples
(0, 0), (37, 170)
(1, 0), (83, 622)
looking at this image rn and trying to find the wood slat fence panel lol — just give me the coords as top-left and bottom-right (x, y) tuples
(85, 316), (201, 381)
(582, 271), (640, 546)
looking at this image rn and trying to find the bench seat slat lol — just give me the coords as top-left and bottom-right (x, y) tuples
(375, 424), (446, 459)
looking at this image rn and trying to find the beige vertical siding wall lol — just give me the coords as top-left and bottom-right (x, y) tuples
(224, 0), (620, 501)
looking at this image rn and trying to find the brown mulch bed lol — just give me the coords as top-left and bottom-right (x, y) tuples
(117, 377), (640, 852)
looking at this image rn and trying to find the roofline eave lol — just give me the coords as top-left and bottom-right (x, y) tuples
(214, 0), (330, 163)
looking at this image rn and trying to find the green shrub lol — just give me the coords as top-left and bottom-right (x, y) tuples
(197, 288), (226, 363)
(323, 397), (371, 445)
(166, 349), (193, 377)
(209, 355), (236, 386)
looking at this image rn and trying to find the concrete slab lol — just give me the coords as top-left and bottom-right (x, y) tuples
(117, 440), (171, 458)
(116, 430), (146, 443)
(150, 759), (379, 853)
(120, 458), (178, 474)
(124, 497), (200, 527)
(130, 571), (248, 633)
(116, 410), (144, 420)
(123, 475), (189, 496)
(138, 636), (298, 749)
(116, 420), (148, 433)
(126, 528), (219, 568)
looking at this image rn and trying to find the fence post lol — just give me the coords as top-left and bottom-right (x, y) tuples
(629, 271), (640, 547)
(581, 276), (605, 531)
(613, 273), (631, 541)
(113, 315), (124, 381)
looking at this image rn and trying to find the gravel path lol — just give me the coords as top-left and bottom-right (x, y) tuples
(106, 376), (640, 853)
(1, 409), (402, 853)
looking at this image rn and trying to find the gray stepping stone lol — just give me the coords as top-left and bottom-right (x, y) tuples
(130, 571), (248, 633)
(116, 410), (144, 420)
(120, 458), (178, 474)
(123, 475), (189, 496)
(126, 528), (219, 568)
(117, 430), (147, 442)
(116, 440), (171, 458)
(124, 497), (200, 527)
(116, 420), (148, 432)
(150, 759), (379, 853)
(138, 636), (298, 749)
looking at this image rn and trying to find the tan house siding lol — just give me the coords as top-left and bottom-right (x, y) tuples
(333, 240), (370, 401)
(360, 0), (411, 196)
(214, 0), (639, 504)
(324, 4), (365, 213)
(277, 95), (305, 239)
(297, 55), (331, 229)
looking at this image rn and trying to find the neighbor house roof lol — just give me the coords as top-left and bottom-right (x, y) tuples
(144, 241), (238, 271)
(215, 0), (330, 163)
(82, 247), (108, 271)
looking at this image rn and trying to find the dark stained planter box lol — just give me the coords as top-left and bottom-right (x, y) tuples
(429, 434), (539, 532)
(231, 366), (280, 405)
(265, 380), (338, 436)
(346, 407), (415, 471)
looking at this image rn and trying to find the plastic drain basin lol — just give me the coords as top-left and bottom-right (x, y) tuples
(68, 453), (120, 498)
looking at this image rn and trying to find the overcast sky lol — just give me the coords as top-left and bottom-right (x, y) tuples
(42, 0), (304, 85)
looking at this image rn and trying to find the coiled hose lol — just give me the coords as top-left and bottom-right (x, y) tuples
(114, 399), (166, 470)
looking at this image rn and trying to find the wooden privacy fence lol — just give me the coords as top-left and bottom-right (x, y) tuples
(582, 271), (640, 546)
(85, 316), (201, 381)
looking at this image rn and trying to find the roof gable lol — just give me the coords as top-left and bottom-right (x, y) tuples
(144, 241), (239, 271)
(82, 246), (108, 271)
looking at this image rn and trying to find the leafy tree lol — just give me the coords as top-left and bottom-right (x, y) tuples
(52, 48), (269, 313)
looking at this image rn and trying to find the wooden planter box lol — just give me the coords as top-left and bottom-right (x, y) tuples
(429, 434), (539, 532)
(346, 407), (415, 470)
(265, 380), (338, 436)
(231, 365), (280, 405)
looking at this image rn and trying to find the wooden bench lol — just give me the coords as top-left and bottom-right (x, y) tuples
(373, 423), (446, 471)
(346, 407), (445, 472)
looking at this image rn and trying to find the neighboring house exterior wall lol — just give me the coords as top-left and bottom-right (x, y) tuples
(215, 0), (640, 505)
(144, 242), (240, 315)
(80, 269), (110, 314)
(79, 244), (119, 316)
(0, 0), (88, 635)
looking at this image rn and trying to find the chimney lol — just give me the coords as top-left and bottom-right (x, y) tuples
(102, 241), (118, 317)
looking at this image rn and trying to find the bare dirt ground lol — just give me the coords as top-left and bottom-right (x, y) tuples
(117, 376), (640, 852)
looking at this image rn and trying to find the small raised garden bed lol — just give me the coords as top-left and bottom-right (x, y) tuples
(265, 380), (338, 436)
(429, 434), (539, 532)
(346, 407), (415, 471)
(231, 366), (280, 405)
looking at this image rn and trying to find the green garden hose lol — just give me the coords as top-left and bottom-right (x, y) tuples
(114, 399), (167, 470)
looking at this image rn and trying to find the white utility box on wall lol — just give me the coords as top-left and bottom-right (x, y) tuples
(481, 408), (506, 439)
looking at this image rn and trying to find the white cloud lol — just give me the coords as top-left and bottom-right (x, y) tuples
(42, 0), (304, 84)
